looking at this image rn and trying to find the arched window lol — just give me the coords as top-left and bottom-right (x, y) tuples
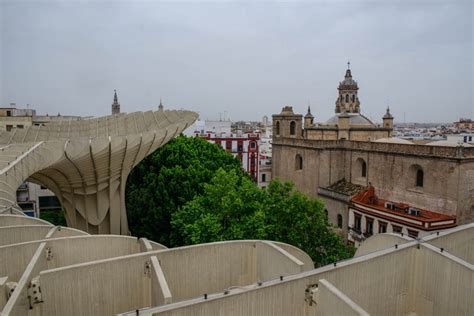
(275, 121), (280, 135)
(290, 121), (296, 135)
(295, 154), (303, 170)
(356, 158), (367, 178)
(340, 95), (343, 101)
(345, 94), (349, 102)
(337, 214), (343, 228)
(416, 169), (424, 187)
(324, 209), (328, 218)
(409, 164), (424, 188)
(352, 94), (355, 102)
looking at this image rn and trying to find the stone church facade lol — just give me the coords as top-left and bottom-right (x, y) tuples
(272, 67), (474, 238)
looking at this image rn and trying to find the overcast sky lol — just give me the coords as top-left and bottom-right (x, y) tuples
(1, 0), (472, 122)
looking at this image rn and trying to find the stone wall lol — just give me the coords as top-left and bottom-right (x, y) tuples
(272, 138), (474, 226)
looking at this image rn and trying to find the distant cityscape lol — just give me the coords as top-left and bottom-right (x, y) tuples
(1, 92), (473, 222)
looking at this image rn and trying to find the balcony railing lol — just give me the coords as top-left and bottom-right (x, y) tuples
(348, 226), (366, 242)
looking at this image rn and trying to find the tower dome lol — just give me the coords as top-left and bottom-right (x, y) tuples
(335, 62), (361, 114)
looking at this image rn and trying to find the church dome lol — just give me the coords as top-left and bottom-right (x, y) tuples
(339, 69), (358, 88)
(325, 113), (374, 126)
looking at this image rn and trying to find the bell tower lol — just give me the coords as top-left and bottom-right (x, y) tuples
(272, 106), (302, 140)
(383, 106), (394, 136)
(112, 89), (120, 115)
(304, 106), (314, 128)
(335, 62), (360, 114)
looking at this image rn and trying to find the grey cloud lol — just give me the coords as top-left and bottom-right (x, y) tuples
(1, 0), (472, 122)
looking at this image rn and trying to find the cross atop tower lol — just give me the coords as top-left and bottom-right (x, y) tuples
(347, 61), (350, 69)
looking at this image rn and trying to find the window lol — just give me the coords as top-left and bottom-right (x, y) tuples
(249, 141), (256, 149)
(237, 141), (243, 152)
(340, 95), (343, 101)
(416, 169), (424, 187)
(6, 110), (11, 117)
(392, 225), (402, 234)
(17, 125), (24, 129)
(261, 174), (266, 182)
(378, 221), (387, 233)
(290, 121), (296, 135)
(324, 209), (328, 218)
(356, 158), (367, 178)
(345, 94), (349, 102)
(6, 125), (13, 132)
(351, 94), (355, 102)
(354, 213), (362, 232)
(38, 196), (61, 210)
(410, 164), (424, 188)
(275, 121), (280, 135)
(337, 214), (343, 228)
(366, 218), (374, 235)
(407, 229), (419, 238)
(295, 154), (303, 170)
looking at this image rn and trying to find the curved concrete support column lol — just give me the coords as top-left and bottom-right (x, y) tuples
(0, 110), (198, 235)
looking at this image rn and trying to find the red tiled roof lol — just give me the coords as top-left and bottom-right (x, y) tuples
(351, 189), (456, 224)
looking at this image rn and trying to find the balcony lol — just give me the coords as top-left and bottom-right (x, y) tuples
(348, 226), (366, 242)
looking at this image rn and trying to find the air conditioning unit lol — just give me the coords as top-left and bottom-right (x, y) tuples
(384, 202), (395, 210)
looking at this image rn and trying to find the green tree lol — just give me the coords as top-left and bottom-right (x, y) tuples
(263, 179), (354, 265)
(171, 168), (267, 244)
(40, 210), (67, 226)
(125, 135), (242, 246)
(172, 168), (354, 266)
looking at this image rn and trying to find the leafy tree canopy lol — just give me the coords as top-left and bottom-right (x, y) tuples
(126, 135), (241, 246)
(172, 168), (354, 266)
(40, 210), (67, 227)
